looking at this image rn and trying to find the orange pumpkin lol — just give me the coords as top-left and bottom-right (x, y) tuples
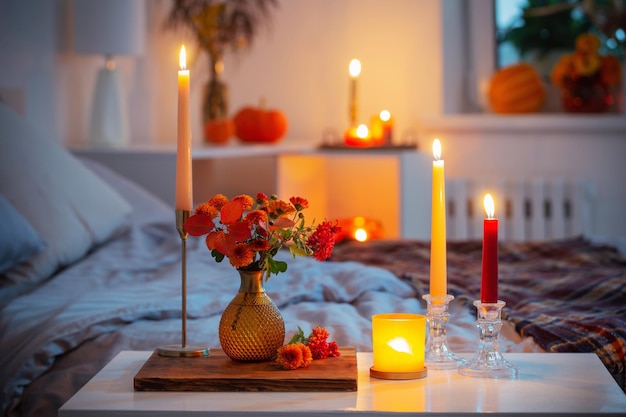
(488, 63), (546, 114)
(204, 118), (235, 144)
(233, 102), (287, 143)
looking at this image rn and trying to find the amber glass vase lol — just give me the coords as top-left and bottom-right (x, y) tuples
(219, 268), (285, 361)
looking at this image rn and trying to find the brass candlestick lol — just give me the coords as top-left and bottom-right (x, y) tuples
(157, 209), (210, 357)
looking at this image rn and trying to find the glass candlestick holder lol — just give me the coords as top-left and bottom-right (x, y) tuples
(458, 300), (519, 378)
(422, 294), (465, 369)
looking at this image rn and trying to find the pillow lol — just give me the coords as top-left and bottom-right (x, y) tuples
(0, 103), (132, 287)
(0, 193), (47, 273)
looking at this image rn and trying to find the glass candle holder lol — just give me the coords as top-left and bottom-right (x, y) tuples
(371, 313), (427, 380)
(458, 300), (519, 378)
(422, 294), (465, 369)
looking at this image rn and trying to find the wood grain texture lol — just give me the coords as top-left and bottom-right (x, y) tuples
(134, 347), (357, 392)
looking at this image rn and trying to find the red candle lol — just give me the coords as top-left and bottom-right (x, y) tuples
(481, 194), (498, 303)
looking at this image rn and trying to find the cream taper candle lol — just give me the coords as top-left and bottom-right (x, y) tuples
(176, 45), (192, 210)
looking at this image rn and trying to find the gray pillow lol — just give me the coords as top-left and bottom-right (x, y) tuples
(0, 103), (132, 286)
(0, 194), (46, 273)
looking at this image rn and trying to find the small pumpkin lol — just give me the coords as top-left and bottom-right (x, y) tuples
(488, 63), (546, 114)
(233, 101), (288, 143)
(204, 118), (235, 145)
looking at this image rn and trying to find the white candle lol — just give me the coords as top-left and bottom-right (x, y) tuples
(176, 45), (192, 211)
(348, 58), (361, 126)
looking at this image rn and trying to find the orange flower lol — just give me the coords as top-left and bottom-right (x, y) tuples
(572, 52), (600, 77)
(268, 199), (295, 218)
(276, 343), (305, 370)
(299, 343), (313, 367)
(575, 33), (600, 55)
(183, 192), (340, 279)
(600, 55), (622, 86)
(289, 196), (309, 211)
(194, 202), (219, 218)
(550, 32), (622, 89)
(208, 194), (229, 211)
(229, 243), (255, 268)
(233, 194), (255, 210)
(551, 55), (573, 88)
(244, 209), (268, 226)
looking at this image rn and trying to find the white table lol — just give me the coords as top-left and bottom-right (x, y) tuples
(59, 351), (626, 416)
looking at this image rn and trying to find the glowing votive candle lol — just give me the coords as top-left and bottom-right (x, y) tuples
(371, 313), (427, 379)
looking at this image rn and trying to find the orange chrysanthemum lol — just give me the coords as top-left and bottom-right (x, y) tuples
(289, 196), (309, 211)
(208, 194), (229, 211)
(229, 243), (255, 268)
(183, 191), (339, 279)
(572, 52), (601, 77)
(194, 202), (219, 219)
(575, 33), (600, 54)
(276, 343), (305, 370)
(268, 199), (296, 218)
(245, 209), (268, 226)
(299, 343), (313, 367)
(550, 32), (622, 89)
(233, 194), (255, 210)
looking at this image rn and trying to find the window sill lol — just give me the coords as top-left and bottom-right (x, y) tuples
(420, 113), (626, 135)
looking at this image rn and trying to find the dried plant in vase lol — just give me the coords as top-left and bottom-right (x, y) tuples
(164, 0), (279, 142)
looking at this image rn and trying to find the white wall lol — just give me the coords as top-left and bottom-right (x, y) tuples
(1, 0), (625, 242)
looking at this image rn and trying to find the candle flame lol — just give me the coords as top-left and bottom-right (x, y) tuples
(354, 228), (368, 242)
(356, 124), (369, 138)
(349, 58), (361, 78)
(179, 45), (187, 70)
(484, 193), (495, 219)
(432, 138), (442, 161)
(388, 337), (412, 354)
(380, 109), (391, 122)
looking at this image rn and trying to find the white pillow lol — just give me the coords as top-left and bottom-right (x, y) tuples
(0, 193), (47, 273)
(0, 103), (132, 286)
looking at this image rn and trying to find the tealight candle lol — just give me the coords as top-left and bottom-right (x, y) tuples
(371, 313), (427, 379)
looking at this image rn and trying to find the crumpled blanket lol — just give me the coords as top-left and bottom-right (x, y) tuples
(0, 221), (419, 417)
(330, 236), (626, 393)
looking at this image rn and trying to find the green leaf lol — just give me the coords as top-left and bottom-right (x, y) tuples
(287, 326), (306, 344)
(268, 258), (288, 276)
(289, 245), (308, 258)
(211, 249), (225, 262)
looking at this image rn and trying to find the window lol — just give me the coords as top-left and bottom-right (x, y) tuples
(458, 0), (625, 115)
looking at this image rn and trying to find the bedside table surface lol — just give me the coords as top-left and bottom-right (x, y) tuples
(59, 351), (626, 416)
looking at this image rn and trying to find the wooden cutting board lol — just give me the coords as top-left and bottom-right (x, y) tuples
(134, 347), (357, 392)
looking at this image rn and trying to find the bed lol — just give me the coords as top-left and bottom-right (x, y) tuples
(1, 103), (625, 417)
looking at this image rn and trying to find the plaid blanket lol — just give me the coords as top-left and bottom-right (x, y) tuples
(330, 237), (626, 392)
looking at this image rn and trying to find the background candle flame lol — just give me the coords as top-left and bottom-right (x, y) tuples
(484, 193), (495, 219)
(356, 123), (369, 138)
(349, 58), (361, 78)
(179, 45), (186, 70)
(432, 138), (442, 161)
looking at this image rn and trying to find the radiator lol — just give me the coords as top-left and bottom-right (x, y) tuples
(445, 178), (594, 242)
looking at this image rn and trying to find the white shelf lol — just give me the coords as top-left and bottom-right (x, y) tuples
(421, 114), (626, 135)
